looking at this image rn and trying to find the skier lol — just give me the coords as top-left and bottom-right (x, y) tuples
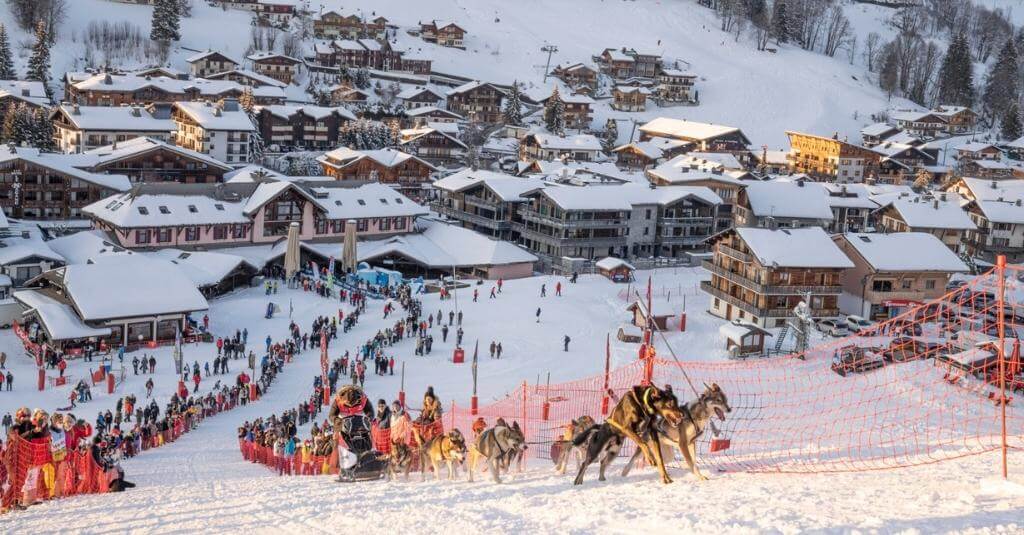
(540, 284), (546, 297)
(489, 287), (496, 299)
(564, 335), (570, 352)
(536, 307), (541, 323)
(473, 289), (478, 302)
(556, 282), (562, 296)
(442, 324), (449, 343)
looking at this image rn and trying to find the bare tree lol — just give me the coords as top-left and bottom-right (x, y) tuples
(822, 5), (850, 57)
(863, 32), (881, 72)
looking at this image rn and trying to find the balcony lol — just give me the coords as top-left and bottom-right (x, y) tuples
(520, 227), (624, 247)
(703, 260), (843, 296)
(701, 281), (841, 319)
(433, 204), (510, 231)
(717, 243), (751, 263)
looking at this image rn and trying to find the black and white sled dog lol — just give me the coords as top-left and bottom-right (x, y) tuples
(621, 382), (731, 481)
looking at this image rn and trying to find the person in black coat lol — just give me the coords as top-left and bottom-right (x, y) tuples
(375, 399), (391, 430)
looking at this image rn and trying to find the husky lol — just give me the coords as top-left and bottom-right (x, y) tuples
(385, 441), (415, 481)
(467, 420), (526, 483)
(420, 430), (467, 481)
(621, 382), (731, 481)
(554, 415), (596, 475)
(573, 385), (684, 485)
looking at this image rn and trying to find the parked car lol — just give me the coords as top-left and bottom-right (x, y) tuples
(831, 345), (886, 377)
(816, 319), (850, 337)
(882, 337), (945, 362)
(845, 315), (874, 334)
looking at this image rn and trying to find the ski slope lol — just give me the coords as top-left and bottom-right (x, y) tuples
(0, 0), (912, 148)
(0, 270), (1022, 532)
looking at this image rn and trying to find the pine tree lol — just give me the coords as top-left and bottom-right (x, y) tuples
(354, 68), (370, 90)
(151, 0), (182, 42)
(502, 81), (523, 126)
(937, 33), (974, 108)
(543, 86), (565, 135)
(771, 0), (789, 44)
(0, 25), (15, 80)
(29, 108), (55, 151)
(879, 47), (899, 98)
(2, 104), (33, 146)
(983, 38), (1020, 122)
(25, 21), (52, 100)
(1002, 103), (1022, 141)
(601, 118), (619, 153)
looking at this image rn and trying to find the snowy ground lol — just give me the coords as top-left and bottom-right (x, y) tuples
(1, 269), (1023, 532)
(0, 0), (916, 148)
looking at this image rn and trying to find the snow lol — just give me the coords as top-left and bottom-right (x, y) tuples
(432, 169), (544, 202)
(185, 50), (240, 65)
(646, 156), (745, 186)
(861, 122), (898, 137)
(359, 218), (537, 268)
(46, 230), (134, 265)
(523, 132), (602, 152)
(884, 197), (978, 231)
(595, 256), (635, 271)
(841, 232), (969, 272)
(735, 227), (854, 269)
(149, 249), (259, 288)
(320, 147), (436, 171)
(975, 199), (1024, 225)
(742, 181), (834, 220)
(174, 101), (257, 132)
(56, 104), (175, 133)
(208, 69), (287, 88)
(261, 104), (357, 121)
(718, 320), (768, 345)
(12, 290), (112, 340)
(530, 185), (633, 211)
(0, 80), (49, 108)
(958, 177), (1024, 202)
(58, 256), (209, 321)
(639, 117), (745, 143)
(70, 73), (287, 101)
(304, 183), (429, 220)
(84, 189), (250, 228)
(82, 137), (232, 171)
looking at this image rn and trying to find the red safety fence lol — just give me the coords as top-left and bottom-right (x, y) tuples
(444, 261), (1024, 477)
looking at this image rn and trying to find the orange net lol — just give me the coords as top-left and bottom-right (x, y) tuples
(446, 264), (1024, 475)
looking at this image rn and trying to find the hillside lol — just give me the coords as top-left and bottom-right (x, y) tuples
(0, 0), (912, 149)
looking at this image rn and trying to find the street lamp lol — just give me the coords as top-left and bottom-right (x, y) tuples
(541, 44), (558, 83)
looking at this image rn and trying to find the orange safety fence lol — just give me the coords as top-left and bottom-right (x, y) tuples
(444, 262), (1024, 477)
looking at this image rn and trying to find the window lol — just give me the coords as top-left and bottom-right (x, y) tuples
(395, 217), (406, 230)
(184, 226), (199, 241)
(331, 220), (344, 233)
(356, 219), (368, 232)
(232, 224), (246, 239)
(136, 229), (151, 244)
(315, 218), (328, 234)
(925, 279), (936, 290)
(357, 199), (366, 206)
(137, 206), (149, 215)
(213, 225), (227, 240)
(872, 280), (893, 292)
(214, 204), (224, 211)
(157, 228), (172, 243)
(159, 205), (170, 214)
(188, 205), (198, 213)
(901, 279), (913, 290)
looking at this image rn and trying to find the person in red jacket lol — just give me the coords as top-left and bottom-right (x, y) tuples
(57, 358), (67, 377)
(68, 419), (93, 450)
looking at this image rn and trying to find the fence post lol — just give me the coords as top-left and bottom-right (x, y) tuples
(996, 255), (1008, 480)
(449, 400), (455, 432)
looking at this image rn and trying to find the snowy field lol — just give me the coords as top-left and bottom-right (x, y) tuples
(0, 269), (1023, 532)
(0, 0), (914, 148)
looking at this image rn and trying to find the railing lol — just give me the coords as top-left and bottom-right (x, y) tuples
(700, 281), (840, 318)
(718, 244), (752, 263)
(520, 209), (625, 229)
(519, 227), (624, 247)
(703, 261), (843, 296)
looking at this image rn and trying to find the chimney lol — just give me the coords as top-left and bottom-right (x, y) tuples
(797, 179), (804, 187)
(72, 103), (80, 115)
(1016, 199), (1022, 207)
(213, 107), (222, 117)
(130, 107), (141, 117)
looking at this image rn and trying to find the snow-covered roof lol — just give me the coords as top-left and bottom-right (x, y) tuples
(612, 138), (691, 160)
(647, 155), (745, 185)
(974, 199), (1024, 224)
(968, 159), (1009, 170)
(400, 126), (467, 149)
(149, 249), (259, 288)
(56, 104), (175, 132)
(0, 80), (49, 107)
(358, 218), (536, 268)
(860, 122), (898, 137)
(174, 101), (256, 131)
(404, 106), (463, 120)
(882, 197), (976, 230)
(395, 86), (445, 101)
(956, 177), (1024, 202)
(84, 188), (250, 228)
(524, 133), (602, 152)
(0, 146), (131, 192)
(446, 81), (502, 96)
(13, 290), (112, 341)
(639, 117), (744, 142)
(319, 147), (436, 171)
(0, 238), (64, 266)
(604, 49), (635, 62)
(659, 68), (696, 78)
(734, 227), (854, 269)
(261, 104), (356, 121)
(814, 183), (878, 210)
(891, 110), (944, 123)
(223, 165), (287, 183)
(841, 232), (967, 272)
(246, 52), (301, 64)
(303, 182), (429, 220)
(48, 256), (209, 320)
(596, 256), (635, 271)
(71, 73), (286, 100)
(743, 182), (834, 220)
(82, 136), (232, 171)
(680, 152), (744, 171)
(955, 142), (996, 153)
(719, 320), (771, 345)
(187, 50), (240, 65)
(46, 230), (134, 265)
(432, 169), (544, 202)
(529, 185), (633, 211)
(206, 69), (287, 88)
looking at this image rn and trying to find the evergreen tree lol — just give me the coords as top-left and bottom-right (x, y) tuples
(25, 21), (52, 101)
(150, 0), (182, 43)
(937, 33), (975, 108)
(354, 68), (370, 90)
(879, 47), (899, 98)
(0, 25), (15, 80)
(983, 38), (1020, 122)
(2, 104), (33, 146)
(1002, 103), (1022, 141)
(601, 118), (619, 153)
(543, 86), (565, 134)
(502, 81), (523, 126)
(29, 108), (55, 151)
(771, 0), (789, 44)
